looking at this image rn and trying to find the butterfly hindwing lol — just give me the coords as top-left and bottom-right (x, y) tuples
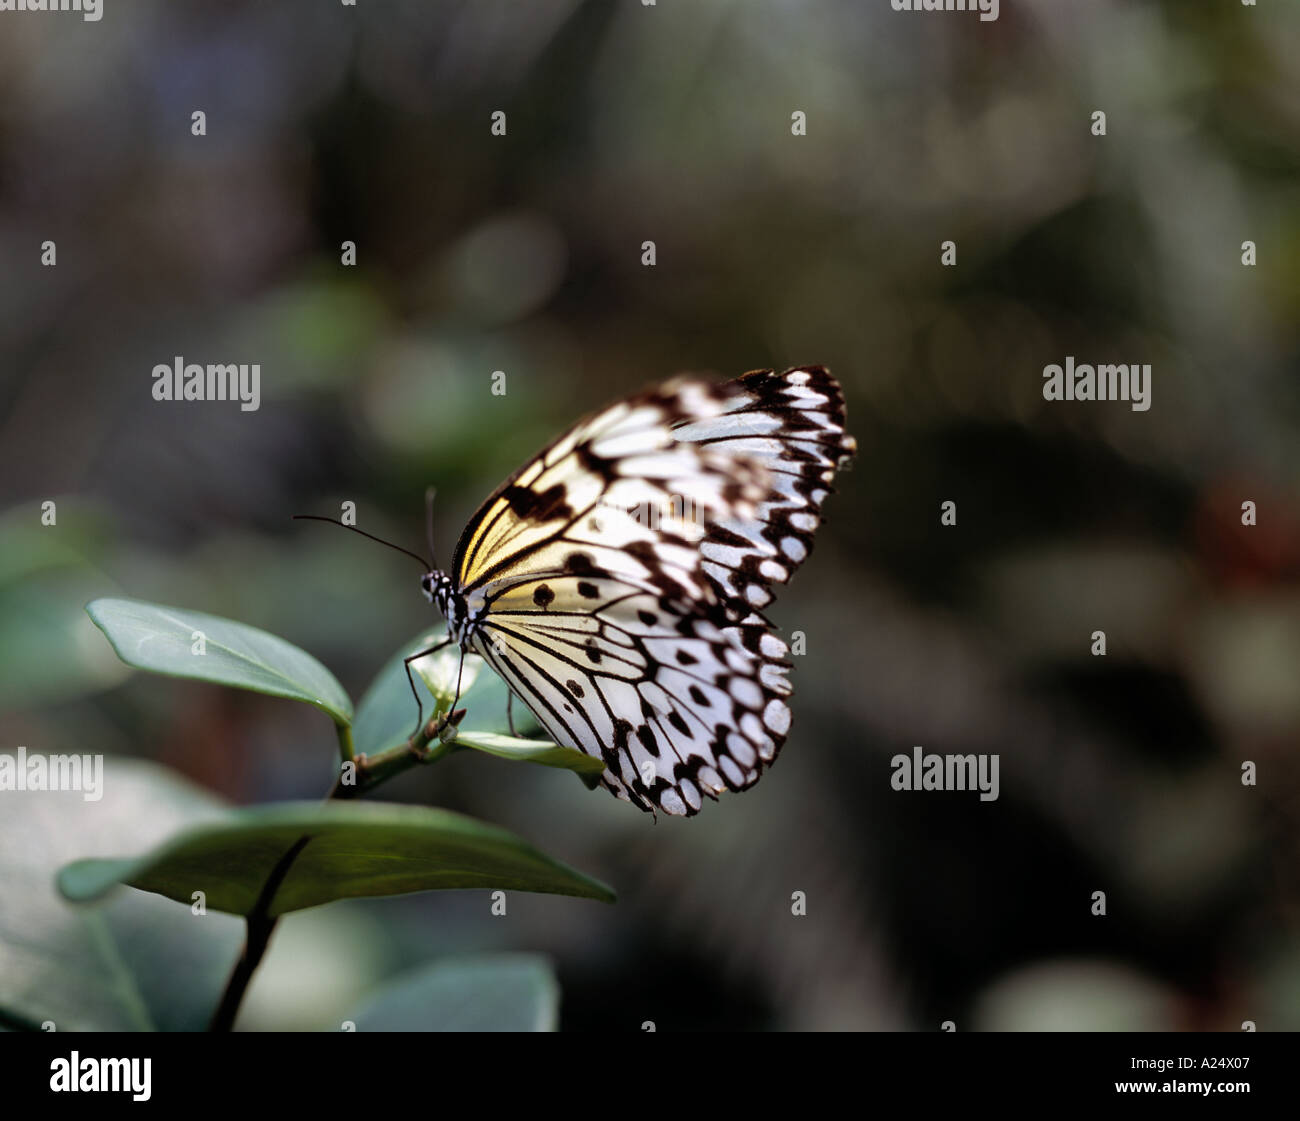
(469, 576), (788, 814)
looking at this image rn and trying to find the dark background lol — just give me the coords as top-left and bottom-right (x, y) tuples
(2, 0), (1298, 1030)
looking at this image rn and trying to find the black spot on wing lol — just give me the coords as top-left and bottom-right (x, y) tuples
(565, 552), (597, 575)
(611, 718), (633, 763)
(504, 483), (572, 521)
(636, 723), (660, 756)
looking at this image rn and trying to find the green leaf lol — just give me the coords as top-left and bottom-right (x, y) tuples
(58, 800), (615, 917)
(352, 627), (540, 756)
(454, 730), (605, 775)
(0, 758), (242, 1031)
(86, 597), (353, 726)
(345, 954), (559, 1032)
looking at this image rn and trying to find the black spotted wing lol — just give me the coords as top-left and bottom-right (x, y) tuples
(448, 370), (853, 816)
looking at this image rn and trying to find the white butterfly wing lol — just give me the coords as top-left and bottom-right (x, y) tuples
(449, 369), (853, 816)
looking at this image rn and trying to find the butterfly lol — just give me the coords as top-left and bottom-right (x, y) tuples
(309, 367), (855, 816)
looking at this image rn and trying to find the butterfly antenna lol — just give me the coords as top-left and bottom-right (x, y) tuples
(291, 514), (432, 571)
(424, 486), (439, 572)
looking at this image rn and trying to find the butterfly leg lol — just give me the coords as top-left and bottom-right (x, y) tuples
(403, 637), (454, 738)
(435, 646), (469, 745)
(506, 689), (518, 737)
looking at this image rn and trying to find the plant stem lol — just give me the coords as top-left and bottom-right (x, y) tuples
(335, 721), (355, 764)
(207, 834), (312, 1032)
(330, 708), (466, 799)
(207, 706), (467, 1030)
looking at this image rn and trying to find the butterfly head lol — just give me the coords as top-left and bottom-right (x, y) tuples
(422, 570), (474, 644)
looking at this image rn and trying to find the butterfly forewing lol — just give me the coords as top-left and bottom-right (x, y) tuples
(453, 381), (763, 595)
(672, 366), (857, 617)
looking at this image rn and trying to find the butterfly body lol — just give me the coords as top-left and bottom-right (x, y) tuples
(424, 367), (855, 816)
(421, 571), (476, 645)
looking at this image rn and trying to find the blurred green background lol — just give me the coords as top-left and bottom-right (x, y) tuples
(2, 0), (1299, 1031)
